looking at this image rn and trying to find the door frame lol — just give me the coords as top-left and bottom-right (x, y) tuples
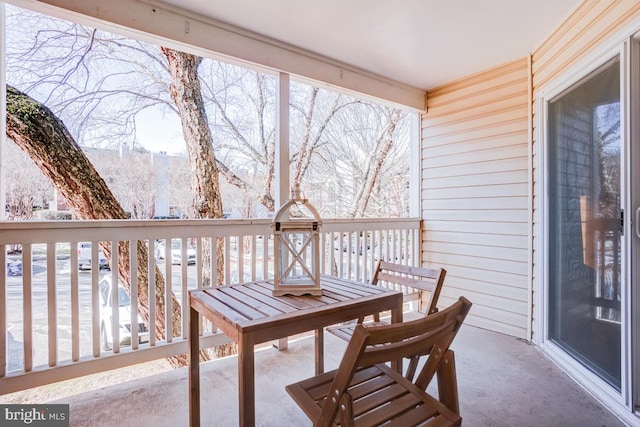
(630, 33), (640, 413)
(535, 40), (634, 417)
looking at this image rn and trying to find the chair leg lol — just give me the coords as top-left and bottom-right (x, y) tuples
(405, 355), (419, 381)
(437, 350), (459, 415)
(315, 328), (324, 375)
(338, 393), (355, 427)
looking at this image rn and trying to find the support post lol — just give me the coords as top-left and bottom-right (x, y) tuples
(409, 112), (420, 218)
(274, 71), (290, 350)
(0, 4), (7, 220)
(275, 72), (290, 208)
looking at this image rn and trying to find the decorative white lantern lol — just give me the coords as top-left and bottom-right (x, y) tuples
(272, 186), (322, 296)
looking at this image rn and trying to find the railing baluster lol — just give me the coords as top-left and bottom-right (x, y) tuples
(130, 240), (139, 350)
(346, 232), (352, 279)
(91, 241), (100, 355)
(238, 235), (245, 283)
(181, 238), (188, 340)
(338, 232), (344, 278)
(195, 237), (203, 289)
(319, 232), (325, 274)
(22, 243), (33, 372)
(91, 241), (100, 357)
(358, 232), (362, 278)
(206, 236), (215, 332)
(193, 237), (202, 336)
(336, 231), (341, 275)
(331, 232), (337, 276)
(322, 233), (326, 274)
(375, 230), (382, 263)
(392, 229), (397, 263)
(251, 236), (257, 281)
(407, 229), (412, 266)
(165, 238), (173, 343)
(109, 242), (120, 353)
(368, 232), (374, 281)
(148, 239), (157, 347)
(1, 243), (6, 377)
(47, 243), (57, 366)
(210, 236), (217, 287)
(404, 229), (410, 266)
(71, 241), (79, 362)
(224, 236), (231, 284)
(262, 235), (268, 281)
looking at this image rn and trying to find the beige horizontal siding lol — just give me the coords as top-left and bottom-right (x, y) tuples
(530, 0), (640, 343)
(422, 170), (529, 190)
(425, 230), (528, 249)
(423, 120), (528, 147)
(441, 301), (528, 337)
(422, 251), (526, 277)
(421, 58), (530, 339)
(421, 258), (528, 292)
(425, 197), (528, 211)
(428, 58), (529, 108)
(423, 107), (528, 139)
(533, 0), (640, 89)
(423, 131), (528, 159)
(424, 220), (530, 237)
(424, 93), (528, 128)
(423, 182), (528, 199)
(422, 149), (528, 174)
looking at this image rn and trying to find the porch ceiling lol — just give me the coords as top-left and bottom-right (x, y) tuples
(161, 0), (579, 90)
(5, 0), (579, 108)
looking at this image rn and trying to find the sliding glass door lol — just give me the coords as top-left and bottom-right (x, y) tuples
(547, 57), (622, 390)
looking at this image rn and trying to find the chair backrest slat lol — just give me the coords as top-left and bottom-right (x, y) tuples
(371, 260), (446, 315)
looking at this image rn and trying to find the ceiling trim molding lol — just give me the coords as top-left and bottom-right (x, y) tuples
(7, 0), (426, 110)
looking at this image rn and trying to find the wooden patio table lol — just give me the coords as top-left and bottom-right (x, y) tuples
(188, 274), (403, 427)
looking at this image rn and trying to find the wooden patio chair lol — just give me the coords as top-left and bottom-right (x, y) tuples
(327, 261), (446, 379)
(286, 296), (472, 426)
(328, 261), (446, 340)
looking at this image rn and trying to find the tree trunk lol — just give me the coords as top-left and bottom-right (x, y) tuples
(291, 93), (353, 193)
(5, 84), (205, 367)
(351, 109), (402, 218)
(161, 48), (234, 357)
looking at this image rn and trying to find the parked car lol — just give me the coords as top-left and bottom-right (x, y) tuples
(5, 261), (45, 277)
(78, 242), (110, 271)
(7, 261), (22, 276)
(99, 276), (150, 351)
(155, 239), (196, 265)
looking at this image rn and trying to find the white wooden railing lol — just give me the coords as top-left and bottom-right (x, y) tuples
(0, 217), (420, 394)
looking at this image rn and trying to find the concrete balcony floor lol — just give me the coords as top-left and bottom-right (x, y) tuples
(10, 325), (627, 426)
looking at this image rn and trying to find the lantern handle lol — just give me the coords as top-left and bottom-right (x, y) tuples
(272, 183), (322, 223)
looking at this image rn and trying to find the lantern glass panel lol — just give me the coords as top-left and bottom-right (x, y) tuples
(278, 229), (317, 285)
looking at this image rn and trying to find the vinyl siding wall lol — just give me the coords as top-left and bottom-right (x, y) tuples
(421, 1), (640, 341)
(420, 58), (531, 339)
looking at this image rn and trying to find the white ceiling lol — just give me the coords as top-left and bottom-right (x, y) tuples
(161, 0), (580, 90)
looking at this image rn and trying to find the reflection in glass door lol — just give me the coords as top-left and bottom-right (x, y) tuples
(547, 57), (622, 390)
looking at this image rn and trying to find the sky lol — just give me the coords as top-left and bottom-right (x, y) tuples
(134, 109), (186, 155)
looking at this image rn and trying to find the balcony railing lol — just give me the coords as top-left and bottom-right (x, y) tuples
(0, 217), (420, 394)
